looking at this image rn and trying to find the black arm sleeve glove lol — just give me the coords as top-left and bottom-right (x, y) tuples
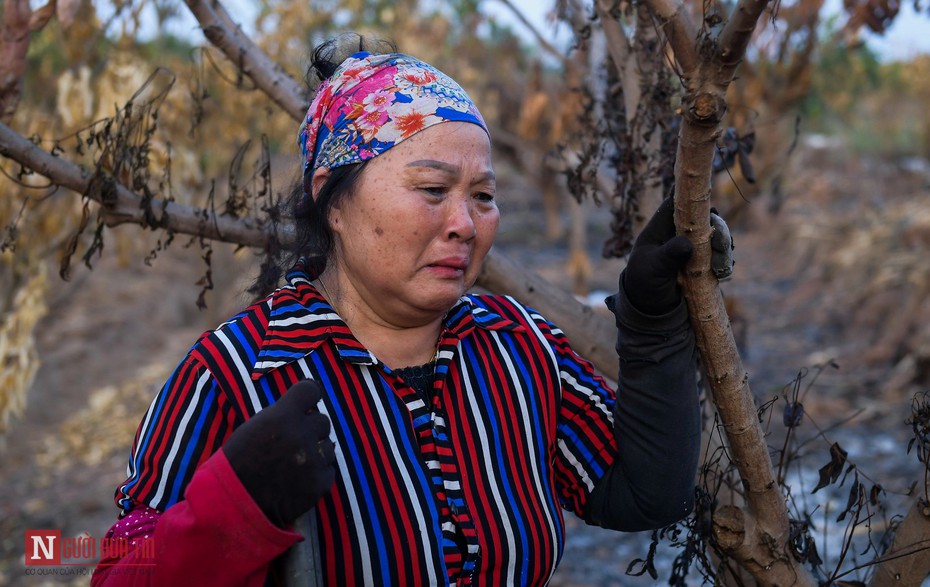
(223, 380), (337, 528)
(583, 294), (700, 531)
(583, 198), (702, 532)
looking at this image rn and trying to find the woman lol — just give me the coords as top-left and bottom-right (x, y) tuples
(92, 37), (717, 586)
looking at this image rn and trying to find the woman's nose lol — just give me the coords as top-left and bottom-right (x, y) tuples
(445, 197), (477, 241)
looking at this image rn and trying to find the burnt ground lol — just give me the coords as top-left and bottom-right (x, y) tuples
(2, 142), (930, 585)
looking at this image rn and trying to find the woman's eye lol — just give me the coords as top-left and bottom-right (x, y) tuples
(475, 191), (496, 203)
(421, 186), (447, 196)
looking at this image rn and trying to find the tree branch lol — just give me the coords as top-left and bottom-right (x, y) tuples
(494, 0), (569, 67)
(478, 249), (619, 379)
(715, 0), (769, 80)
(182, 0), (307, 121)
(663, 0), (816, 578)
(642, 0), (699, 77)
(676, 108), (815, 587)
(0, 121), (272, 248)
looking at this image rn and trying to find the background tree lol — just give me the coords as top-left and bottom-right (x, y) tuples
(1, 0), (929, 584)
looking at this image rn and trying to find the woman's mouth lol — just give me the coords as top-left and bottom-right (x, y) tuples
(427, 257), (469, 277)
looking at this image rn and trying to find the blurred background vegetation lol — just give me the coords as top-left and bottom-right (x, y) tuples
(2, 0), (930, 584)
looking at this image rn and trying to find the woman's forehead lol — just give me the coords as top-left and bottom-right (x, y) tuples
(379, 123), (493, 170)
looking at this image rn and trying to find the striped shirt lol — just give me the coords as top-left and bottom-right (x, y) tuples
(116, 262), (619, 586)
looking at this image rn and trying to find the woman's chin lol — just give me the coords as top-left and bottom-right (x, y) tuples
(415, 284), (467, 313)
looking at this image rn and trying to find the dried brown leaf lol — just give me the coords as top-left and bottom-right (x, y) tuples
(813, 442), (848, 493)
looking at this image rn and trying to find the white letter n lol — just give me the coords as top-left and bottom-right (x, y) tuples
(30, 535), (55, 560)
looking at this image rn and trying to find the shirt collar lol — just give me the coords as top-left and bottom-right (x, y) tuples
(251, 265), (524, 379)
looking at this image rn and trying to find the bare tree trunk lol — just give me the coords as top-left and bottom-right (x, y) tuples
(677, 116), (810, 586)
(644, 0), (817, 582)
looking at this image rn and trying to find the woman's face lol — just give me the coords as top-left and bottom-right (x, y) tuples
(318, 122), (499, 326)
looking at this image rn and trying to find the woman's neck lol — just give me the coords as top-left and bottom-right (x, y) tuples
(316, 273), (443, 369)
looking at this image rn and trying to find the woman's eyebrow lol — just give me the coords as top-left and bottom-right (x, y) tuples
(406, 159), (496, 183)
(406, 160), (457, 173)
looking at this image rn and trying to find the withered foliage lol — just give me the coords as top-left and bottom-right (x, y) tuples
(10, 62), (283, 307)
(624, 362), (930, 585)
(907, 391), (930, 500)
(563, 5), (680, 258)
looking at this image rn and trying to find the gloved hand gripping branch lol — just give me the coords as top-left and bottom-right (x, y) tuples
(622, 197), (735, 316)
(583, 197), (733, 531)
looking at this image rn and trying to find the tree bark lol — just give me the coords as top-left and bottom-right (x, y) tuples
(677, 114), (812, 586)
(871, 498), (930, 587)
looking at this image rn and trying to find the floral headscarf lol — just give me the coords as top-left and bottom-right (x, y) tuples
(297, 52), (488, 180)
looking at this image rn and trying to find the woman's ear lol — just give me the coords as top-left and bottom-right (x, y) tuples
(308, 167), (331, 201)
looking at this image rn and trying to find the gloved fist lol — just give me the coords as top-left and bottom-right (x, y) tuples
(622, 197), (693, 315)
(622, 198), (735, 315)
(223, 380), (336, 527)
